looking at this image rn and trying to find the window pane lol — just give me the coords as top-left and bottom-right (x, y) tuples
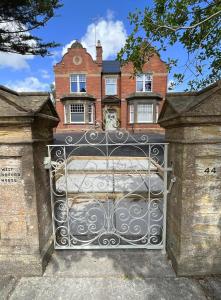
(137, 104), (153, 122)
(136, 75), (143, 82)
(145, 82), (151, 92)
(129, 104), (134, 123)
(71, 82), (77, 92)
(70, 75), (78, 82)
(106, 84), (116, 95)
(79, 74), (86, 82)
(79, 82), (86, 92)
(70, 113), (84, 122)
(70, 104), (84, 112)
(106, 78), (117, 84)
(136, 81), (143, 92)
(88, 104), (93, 123)
(145, 74), (152, 81)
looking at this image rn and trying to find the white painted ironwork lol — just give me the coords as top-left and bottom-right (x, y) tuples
(48, 122), (170, 250)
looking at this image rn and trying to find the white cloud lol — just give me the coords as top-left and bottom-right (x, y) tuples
(40, 69), (51, 79)
(6, 76), (50, 92)
(62, 11), (127, 59)
(0, 52), (33, 70)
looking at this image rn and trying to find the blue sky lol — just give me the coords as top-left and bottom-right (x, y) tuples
(0, 0), (190, 92)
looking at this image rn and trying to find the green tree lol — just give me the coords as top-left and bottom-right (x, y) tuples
(118, 1), (221, 90)
(0, 0), (62, 56)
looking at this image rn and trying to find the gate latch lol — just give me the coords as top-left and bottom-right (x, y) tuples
(44, 157), (51, 169)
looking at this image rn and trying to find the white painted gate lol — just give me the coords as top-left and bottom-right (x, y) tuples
(47, 125), (171, 250)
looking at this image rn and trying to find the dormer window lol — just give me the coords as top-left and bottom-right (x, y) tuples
(136, 74), (152, 92)
(105, 77), (117, 95)
(70, 74), (86, 93)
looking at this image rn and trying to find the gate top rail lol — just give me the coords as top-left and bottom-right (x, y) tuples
(48, 142), (169, 147)
(49, 121), (167, 147)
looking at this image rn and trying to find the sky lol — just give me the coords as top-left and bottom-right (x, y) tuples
(0, 0), (190, 92)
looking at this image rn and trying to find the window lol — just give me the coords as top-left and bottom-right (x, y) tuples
(70, 74), (86, 93)
(137, 104), (153, 123)
(136, 74), (152, 92)
(70, 104), (84, 123)
(88, 104), (94, 124)
(129, 104), (134, 123)
(105, 77), (117, 95)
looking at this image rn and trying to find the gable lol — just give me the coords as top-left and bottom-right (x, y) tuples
(54, 46), (100, 74)
(186, 91), (221, 116)
(37, 101), (59, 119)
(158, 101), (178, 121)
(0, 96), (27, 116)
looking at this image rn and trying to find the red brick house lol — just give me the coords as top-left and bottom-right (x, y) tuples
(54, 41), (167, 132)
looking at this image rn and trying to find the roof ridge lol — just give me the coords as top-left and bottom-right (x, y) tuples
(0, 92), (28, 112)
(0, 85), (19, 96)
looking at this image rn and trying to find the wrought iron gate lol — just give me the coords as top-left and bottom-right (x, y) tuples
(47, 125), (170, 250)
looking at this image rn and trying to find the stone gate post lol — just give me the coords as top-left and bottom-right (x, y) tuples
(159, 81), (221, 276)
(0, 86), (59, 276)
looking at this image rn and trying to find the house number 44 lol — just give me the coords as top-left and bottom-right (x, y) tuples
(204, 168), (216, 174)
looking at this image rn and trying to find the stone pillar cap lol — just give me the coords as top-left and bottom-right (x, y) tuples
(0, 85), (59, 125)
(159, 80), (221, 128)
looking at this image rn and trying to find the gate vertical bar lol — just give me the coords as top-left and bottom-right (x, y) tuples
(63, 146), (71, 247)
(148, 143), (151, 247)
(48, 146), (56, 248)
(162, 144), (168, 252)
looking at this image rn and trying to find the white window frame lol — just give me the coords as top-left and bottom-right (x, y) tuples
(70, 74), (86, 93)
(156, 105), (159, 122)
(137, 104), (154, 123)
(88, 104), (94, 124)
(105, 77), (117, 95)
(64, 105), (67, 123)
(69, 104), (85, 124)
(136, 73), (153, 92)
(129, 104), (134, 124)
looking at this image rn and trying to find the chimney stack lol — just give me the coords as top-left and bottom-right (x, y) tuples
(96, 40), (103, 65)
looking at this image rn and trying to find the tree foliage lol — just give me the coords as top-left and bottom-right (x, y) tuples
(117, 0), (221, 90)
(0, 0), (62, 56)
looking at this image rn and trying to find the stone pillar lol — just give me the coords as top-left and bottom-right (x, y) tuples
(159, 81), (221, 276)
(0, 87), (59, 276)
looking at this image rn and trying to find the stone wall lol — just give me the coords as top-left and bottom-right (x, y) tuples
(0, 87), (59, 276)
(159, 81), (221, 276)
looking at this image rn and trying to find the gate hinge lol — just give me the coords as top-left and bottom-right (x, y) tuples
(167, 162), (176, 194)
(44, 157), (51, 169)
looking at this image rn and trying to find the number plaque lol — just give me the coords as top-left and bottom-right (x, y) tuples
(0, 159), (22, 184)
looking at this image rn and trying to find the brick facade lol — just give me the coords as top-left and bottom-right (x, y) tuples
(54, 41), (168, 132)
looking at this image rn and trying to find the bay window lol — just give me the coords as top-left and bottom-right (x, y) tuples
(66, 103), (94, 124)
